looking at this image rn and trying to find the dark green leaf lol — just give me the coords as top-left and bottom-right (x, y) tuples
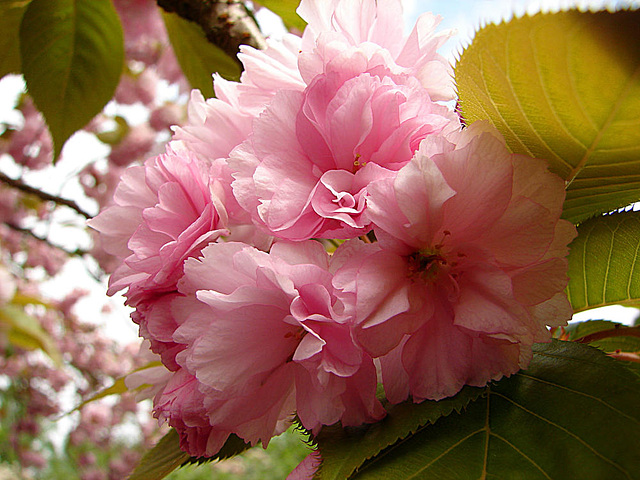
(0, 0), (32, 77)
(456, 10), (640, 223)
(162, 11), (240, 99)
(19, 0), (124, 160)
(567, 211), (640, 313)
(337, 341), (640, 479)
(315, 387), (485, 479)
(257, 0), (306, 32)
(181, 434), (251, 466)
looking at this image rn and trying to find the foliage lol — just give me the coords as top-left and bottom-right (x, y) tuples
(316, 341), (640, 479)
(19, 0), (124, 160)
(455, 9), (640, 224)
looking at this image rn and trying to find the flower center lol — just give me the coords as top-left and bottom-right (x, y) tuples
(407, 250), (447, 283)
(352, 153), (367, 173)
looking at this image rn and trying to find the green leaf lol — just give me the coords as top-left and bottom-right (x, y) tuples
(0, 0), (32, 77)
(257, 0), (306, 32)
(129, 428), (252, 480)
(338, 340), (640, 479)
(0, 304), (62, 365)
(96, 115), (129, 145)
(567, 211), (640, 313)
(162, 11), (241, 99)
(455, 10), (640, 224)
(19, 0), (124, 160)
(316, 387), (484, 480)
(70, 361), (164, 413)
(129, 429), (190, 480)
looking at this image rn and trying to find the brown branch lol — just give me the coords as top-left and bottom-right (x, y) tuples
(0, 171), (92, 219)
(2, 222), (89, 257)
(156, 0), (267, 63)
(575, 326), (640, 344)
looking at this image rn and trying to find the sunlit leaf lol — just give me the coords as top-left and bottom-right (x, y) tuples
(331, 341), (640, 479)
(456, 10), (640, 223)
(0, 304), (62, 365)
(567, 211), (640, 313)
(257, 0), (306, 32)
(0, 0), (32, 77)
(19, 0), (124, 160)
(70, 361), (163, 413)
(315, 387), (484, 480)
(129, 429), (190, 480)
(162, 11), (241, 99)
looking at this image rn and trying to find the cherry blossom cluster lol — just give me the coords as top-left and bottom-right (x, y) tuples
(91, 0), (576, 458)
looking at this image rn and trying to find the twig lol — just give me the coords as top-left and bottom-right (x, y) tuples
(0, 171), (92, 219)
(575, 325), (640, 344)
(2, 222), (89, 257)
(156, 0), (267, 64)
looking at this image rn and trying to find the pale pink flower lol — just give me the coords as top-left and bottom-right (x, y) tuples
(113, 0), (166, 65)
(172, 240), (384, 439)
(333, 122), (577, 402)
(89, 145), (227, 302)
(89, 146), (228, 362)
(297, 0), (455, 101)
(229, 0), (457, 241)
(149, 103), (184, 131)
(0, 98), (53, 169)
(230, 72), (457, 240)
(108, 124), (157, 167)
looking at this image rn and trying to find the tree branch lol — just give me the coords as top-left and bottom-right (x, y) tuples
(0, 171), (92, 220)
(156, 0), (267, 63)
(576, 325), (640, 344)
(2, 222), (89, 257)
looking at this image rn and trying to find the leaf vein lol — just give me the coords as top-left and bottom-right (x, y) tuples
(490, 432), (553, 480)
(515, 373), (640, 425)
(491, 392), (632, 479)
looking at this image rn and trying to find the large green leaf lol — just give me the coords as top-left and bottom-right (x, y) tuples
(0, 0), (32, 77)
(455, 10), (640, 224)
(257, 0), (306, 32)
(315, 387), (484, 480)
(325, 341), (640, 479)
(567, 211), (640, 313)
(19, 0), (124, 160)
(162, 11), (241, 99)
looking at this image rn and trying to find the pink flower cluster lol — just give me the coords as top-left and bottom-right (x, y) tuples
(91, 0), (576, 459)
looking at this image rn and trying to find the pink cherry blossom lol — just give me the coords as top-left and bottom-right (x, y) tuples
(230, 71), (457, 240)
(333, 122), (576, 402)
(89, 145), (228, 363)
(297, 0), (455, 101)
(172, 240), (384, 441)
(227, 0), (457, 240)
